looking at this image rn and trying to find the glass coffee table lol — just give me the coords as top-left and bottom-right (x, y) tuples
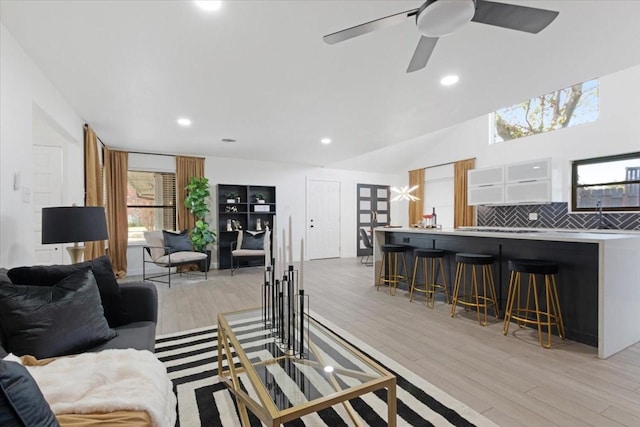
(217, 308), (397, 426)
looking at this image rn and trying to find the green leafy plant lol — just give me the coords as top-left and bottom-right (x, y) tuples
(184, 177), (216, 252)
(224, 192), (239, 200)
(254, 193), (265, 202)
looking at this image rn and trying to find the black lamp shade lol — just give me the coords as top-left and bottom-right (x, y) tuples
(41, 206), (109, 244)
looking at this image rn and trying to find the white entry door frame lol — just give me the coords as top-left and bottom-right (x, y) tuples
(306, 179), (341, 260)
(33, 144), (64, 265)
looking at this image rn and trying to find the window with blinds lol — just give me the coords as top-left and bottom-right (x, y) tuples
(127, 171), (176, 242)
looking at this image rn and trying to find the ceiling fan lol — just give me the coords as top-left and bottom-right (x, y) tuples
(323, 0), (559, 73)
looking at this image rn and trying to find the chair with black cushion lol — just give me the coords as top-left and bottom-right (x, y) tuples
(450, 253), (500, 326)
(410, 249), (449, 308)
(503, 259), (565, 348)
(359, 228), (374, 266)
(376, 244), (409, 296)
(230, 229), (270, 275)
(142, 230), (207, 287)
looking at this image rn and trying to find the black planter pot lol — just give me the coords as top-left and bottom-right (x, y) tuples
(199, 250), (212, 272)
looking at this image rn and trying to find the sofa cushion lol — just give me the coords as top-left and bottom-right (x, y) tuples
(153, 251), (207, 266)
(0, 359), (59, 427)
(241, 231), (265, 250)
(163, 230), (193, 254)
(143, 230), (166, 261)
(89, 321), (157, 353)
(7, 256), (131, 327)
(0, 269), (116, 359)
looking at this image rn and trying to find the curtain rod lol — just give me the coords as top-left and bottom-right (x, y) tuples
(420, 157), (476, 170)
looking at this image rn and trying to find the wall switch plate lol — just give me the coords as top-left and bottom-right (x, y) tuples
(529, 212), (538, 221)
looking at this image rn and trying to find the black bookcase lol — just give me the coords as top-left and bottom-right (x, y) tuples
(217, 184), (276, 270)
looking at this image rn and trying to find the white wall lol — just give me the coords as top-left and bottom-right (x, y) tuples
(339, 64), (640, 204)
(0, 23), (84, 268)
(126, 153), (403, 275)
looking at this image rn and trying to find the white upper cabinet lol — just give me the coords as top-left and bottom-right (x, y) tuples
(505, 158), (551, 183)
(468, 166), (504, 187)
(468, 158), (553, 206)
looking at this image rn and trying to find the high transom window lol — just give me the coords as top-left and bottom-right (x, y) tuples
(492, 79), (599, 144)
(572, 152), (640, 212)
(127, 171), (176, 242)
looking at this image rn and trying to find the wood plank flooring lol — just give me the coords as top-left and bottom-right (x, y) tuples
(144, 258), (640, 426)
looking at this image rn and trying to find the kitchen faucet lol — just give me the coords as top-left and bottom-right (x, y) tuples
(596, 200), (608, 229)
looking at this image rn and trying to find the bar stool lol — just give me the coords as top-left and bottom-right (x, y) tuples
(410, 249), (449, 308)
(503, 259), (565, 348)
(450, 253), (500, 326)
(377, 244), (409, 296)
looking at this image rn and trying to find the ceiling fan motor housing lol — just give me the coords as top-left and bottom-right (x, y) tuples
(417, 0), (476, 37)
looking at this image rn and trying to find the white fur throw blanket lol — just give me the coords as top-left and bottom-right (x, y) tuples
(24, 349), (176, 427)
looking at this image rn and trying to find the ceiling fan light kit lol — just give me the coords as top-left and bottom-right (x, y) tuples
(417, 0), (476, 38)
(324, 0), (559, 73)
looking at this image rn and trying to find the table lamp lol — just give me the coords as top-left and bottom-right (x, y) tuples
(41, 206), (108, 264)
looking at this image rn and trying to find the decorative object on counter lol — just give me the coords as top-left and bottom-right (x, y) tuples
(390, 185), (420, 202)
(261, 218), (308, 359)
(41, 205), (108, 264)
(450, 253), (500, 326)
(254, 193), (265, 203)
(232, 220), (242, 230)
(226, 219), (233, 231)
(256, 218), (262, 231)
(410, 249), (449, 308)
(225, 205), (237, 213)
(503, 259), (565, 348)
(432, 207), (437, 226)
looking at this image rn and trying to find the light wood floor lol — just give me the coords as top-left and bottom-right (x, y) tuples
(148, 258), (640, 427)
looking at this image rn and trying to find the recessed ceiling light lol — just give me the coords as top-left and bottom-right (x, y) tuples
(177, 117), (192, 127)
(440, 75), (459, 86)
(194, 1), (222, 12)
(321, 138), (332, 145)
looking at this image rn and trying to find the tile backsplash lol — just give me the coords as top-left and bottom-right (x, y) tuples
(477, 202), (640, 231)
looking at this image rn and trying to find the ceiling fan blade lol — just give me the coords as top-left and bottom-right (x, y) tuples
(323, 8), (419, 45)
(406, 36), (438, 73)
(472, 0), (559, 34)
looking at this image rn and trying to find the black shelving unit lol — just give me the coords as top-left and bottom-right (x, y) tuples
(217, 184), (276, 270)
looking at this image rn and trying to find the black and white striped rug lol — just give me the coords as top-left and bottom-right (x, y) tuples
(155, 313), (496, 427)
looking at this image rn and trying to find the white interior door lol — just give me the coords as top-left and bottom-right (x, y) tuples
(307, 180), (340, 260)
(33, 145), (64, 264)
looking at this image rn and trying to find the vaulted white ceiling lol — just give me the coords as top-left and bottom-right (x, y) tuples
(2, 1), (640, 169)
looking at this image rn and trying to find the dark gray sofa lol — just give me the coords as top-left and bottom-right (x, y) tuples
(0, 261), (158, 357)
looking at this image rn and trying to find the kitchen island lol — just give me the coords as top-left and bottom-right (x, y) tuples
(373, 227), (640, 358)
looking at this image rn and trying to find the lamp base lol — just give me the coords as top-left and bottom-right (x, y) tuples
(66, 245), (85, 264)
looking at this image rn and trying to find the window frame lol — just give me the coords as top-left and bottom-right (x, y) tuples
(571, 152), (640, 213)
(126, 170), (177, 242)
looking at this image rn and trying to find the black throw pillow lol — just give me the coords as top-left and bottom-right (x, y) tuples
(0, 360), (59, 427)
(0, 269), (117, 359)
(241, 232), (265, 250)
(163, 230), (193, 253)
(7, 256), (131, 327)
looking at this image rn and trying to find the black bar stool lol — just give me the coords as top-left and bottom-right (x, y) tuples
(503, 259), (565, 348)
(450, 253), (500, 326)
(410, 249), (449, 308)
(377, 244), (409, 296)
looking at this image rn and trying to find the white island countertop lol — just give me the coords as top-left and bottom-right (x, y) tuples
(375, 226), (640, 243)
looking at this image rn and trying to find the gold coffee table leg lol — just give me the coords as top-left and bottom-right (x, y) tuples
(388, 378), (397, 427)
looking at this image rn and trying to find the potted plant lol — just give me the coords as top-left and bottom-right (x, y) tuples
(184, 176), (217, 272)
(225, 192), (239, 204)
(254, 193), (266, 203)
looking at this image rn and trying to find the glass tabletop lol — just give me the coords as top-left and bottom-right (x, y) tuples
(219, 308), (392, 411)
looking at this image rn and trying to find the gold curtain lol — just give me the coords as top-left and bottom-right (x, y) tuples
(454, 158), (476, 228)
(83, 125), (106, 260)
(104, 148), (129, 278)
(176, 156), (205, 232)
(408, 168), (425, 226)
